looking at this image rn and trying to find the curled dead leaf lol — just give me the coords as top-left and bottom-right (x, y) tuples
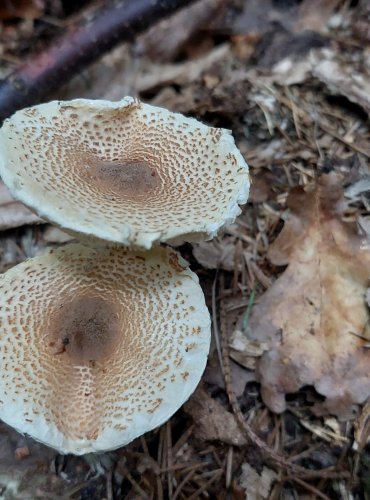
(204, 353), (256, 397)
(239, 463), (278, 500)
(193, 239), (236, 271)
(244, 173), (370, 417)
(311, 48), (370, 117)
(229, 329), (269, 370)
(184, 387), (247, 446)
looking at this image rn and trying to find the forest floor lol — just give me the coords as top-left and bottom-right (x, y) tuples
(0, 0), (369, 498)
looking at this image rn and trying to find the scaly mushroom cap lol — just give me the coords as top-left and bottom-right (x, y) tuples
(0, 244), (210, 454)
(0, 97), (249, 248)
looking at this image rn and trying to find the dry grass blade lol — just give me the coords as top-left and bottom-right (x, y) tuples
(225, 446), (233, 489)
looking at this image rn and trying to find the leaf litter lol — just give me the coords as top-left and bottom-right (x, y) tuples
(241, 172), (370, 417)
(0, 0), (370, 498)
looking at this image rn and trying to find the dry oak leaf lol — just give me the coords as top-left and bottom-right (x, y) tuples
(239, 463), (278, 500)
(184, 387), (247, 446)
(245, 173), (370, 417)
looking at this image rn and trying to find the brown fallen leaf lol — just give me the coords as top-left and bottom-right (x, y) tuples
(229, 329), (269, 371)
(136, 0), (224, 62)
(311, 48), (370, 117)
(184, 387), (247, 446)
(244, 172), (370, 417)
(0, 181), (42, 230)
(193, 239), (236, 271)
(204, 351), (256, 397)
(58, 40), (229, 104)
(134, 43), (229, 96)
(239, 463), (278, 500)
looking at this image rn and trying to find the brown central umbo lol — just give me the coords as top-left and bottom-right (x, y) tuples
(83, 159), (161, 197)
(49, 296), (121, 364)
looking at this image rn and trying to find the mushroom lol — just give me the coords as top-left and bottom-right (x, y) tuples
(0, 97), (249, 248)
(0, 243), (210, 454)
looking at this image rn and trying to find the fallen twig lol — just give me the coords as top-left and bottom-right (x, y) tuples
(0, 0), (195, 123)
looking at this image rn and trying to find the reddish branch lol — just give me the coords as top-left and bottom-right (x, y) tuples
(0, 0), (196, 123)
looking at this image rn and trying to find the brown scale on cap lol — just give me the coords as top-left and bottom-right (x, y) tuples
(0, 97), (249, 248)
(0, 244), (210, 454)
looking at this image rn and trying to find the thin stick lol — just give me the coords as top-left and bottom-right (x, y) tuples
(106, 469), (113, 500)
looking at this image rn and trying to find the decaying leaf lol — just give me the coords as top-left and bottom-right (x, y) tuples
(229, 329), (269, 370)
(239, 463), (278, 500)
(311, 48), (370, 117)
(204, 353), (256, 397)
(59, 42), (229, 104)
(136, 0), (224, 62)
(184, 387), (247, 446)
(193, 239), (236, 271)
(243, 173), (370, 416)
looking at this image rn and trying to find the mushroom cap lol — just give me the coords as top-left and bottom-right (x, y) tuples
(0, 244), (210, 454)
(0, 97), (249, 248)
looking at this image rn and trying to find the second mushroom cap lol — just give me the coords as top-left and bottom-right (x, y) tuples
(0, 97), (249, 248)
(0, 243), (210, 454)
